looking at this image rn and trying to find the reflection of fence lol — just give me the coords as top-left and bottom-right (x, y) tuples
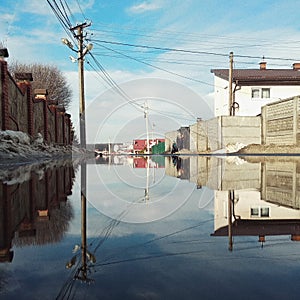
(0, 60), (73, 145)
(261, 96), (300, 145)
(0, 162), (75, 263)
(262, 161), (300, 210)
(166, 155), (300, 211)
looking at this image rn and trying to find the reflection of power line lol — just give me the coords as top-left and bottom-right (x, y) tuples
(96, 249), (207, 267)
(94, 218), (214, 267)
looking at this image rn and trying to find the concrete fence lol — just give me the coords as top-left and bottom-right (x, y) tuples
(0, 59), (73, 145)
(166, 116), (261, 153)
(261, 95), (300, 145)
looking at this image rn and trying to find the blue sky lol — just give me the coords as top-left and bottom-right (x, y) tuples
(2, 0), (300, 142)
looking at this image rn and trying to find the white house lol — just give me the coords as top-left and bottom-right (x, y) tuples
(211, 62), (300, 116)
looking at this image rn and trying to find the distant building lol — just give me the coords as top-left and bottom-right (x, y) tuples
(211, 62), (300, 116)
(133, 138), (164, 153)
(94, 143), (132, 154)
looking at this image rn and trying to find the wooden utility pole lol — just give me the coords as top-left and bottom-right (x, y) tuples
(70, 22), (91, 148)
(228, 52), (234, 116)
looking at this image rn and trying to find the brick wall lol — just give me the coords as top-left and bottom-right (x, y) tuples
(0, 59), (73, 145)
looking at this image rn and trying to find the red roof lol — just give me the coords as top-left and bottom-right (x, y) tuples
(211, 68), (300, 86)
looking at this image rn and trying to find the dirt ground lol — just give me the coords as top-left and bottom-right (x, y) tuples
(238, 143), (300, 154)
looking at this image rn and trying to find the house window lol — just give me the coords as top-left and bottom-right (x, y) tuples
(250, 206), (270, 217)
(262, 88), (270, 98)
(251, 207), (259, 216)
(251, 88), (270, 99)
(251, 89), (260, 98)
(260, 207), (270, 217)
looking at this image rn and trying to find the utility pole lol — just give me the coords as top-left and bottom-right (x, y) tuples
(70, 22), (91, 149)
(70, 22), (91, 282)
(144, 101), (150, 154)
(228, 52), (234, 116)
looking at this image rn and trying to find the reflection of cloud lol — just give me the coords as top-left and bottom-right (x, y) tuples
(88, 163), (197, 223)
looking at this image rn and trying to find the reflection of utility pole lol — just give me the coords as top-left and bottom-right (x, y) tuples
(108, 138), (112, 165)
(145, 157), (150, 202)
(66, 161), (95, 283)
(78, 161), (87, 280)
(228, 190), (234, 251)
(228, 52), (234, 116)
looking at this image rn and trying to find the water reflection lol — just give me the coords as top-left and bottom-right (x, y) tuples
(2, 155), (300, 299)
(0, 160), (75, 263)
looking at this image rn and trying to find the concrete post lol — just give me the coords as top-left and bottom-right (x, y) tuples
(261, 106), (267, 145)
(293, 96), (299, 145)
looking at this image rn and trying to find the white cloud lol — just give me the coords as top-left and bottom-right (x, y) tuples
(1, 13), (16, 23)
(128, 1), (162, 14)
(19, 0), (94, 16)
(19, 0), (50, 15)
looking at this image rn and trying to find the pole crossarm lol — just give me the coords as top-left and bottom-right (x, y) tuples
(70, 21), (91, 32)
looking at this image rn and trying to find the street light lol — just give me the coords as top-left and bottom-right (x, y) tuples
(61, 38), (74, 50)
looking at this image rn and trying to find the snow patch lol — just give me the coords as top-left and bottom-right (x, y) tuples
(0, 130), (31, 145)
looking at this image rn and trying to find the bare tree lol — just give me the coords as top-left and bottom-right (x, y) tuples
(9, 61), (72, 109)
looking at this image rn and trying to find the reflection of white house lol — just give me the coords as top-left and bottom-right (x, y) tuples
(211, 62), (300, 116)
(212, 189), (300, 248)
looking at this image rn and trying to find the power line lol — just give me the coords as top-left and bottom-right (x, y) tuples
(91, 38), (300, 62)
(91, 39), (229, 57)
(75, 0), (87, 20)
(86, 53), (144, 112)
(92, 23), (300, 51)
(93, 42), (215, 86)
(64, 0), (76, 25)
(47, 0), (78, 47)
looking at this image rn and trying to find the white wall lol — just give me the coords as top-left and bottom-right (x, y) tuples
(214, 77), (229, 116)
(214, 76), (300, 116)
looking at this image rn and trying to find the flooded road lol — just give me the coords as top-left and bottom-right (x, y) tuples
(1, 155), (300, 299)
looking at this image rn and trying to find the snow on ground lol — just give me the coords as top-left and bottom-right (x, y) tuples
(0, 130), (75, 165)
(0, 130), (89, 182)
